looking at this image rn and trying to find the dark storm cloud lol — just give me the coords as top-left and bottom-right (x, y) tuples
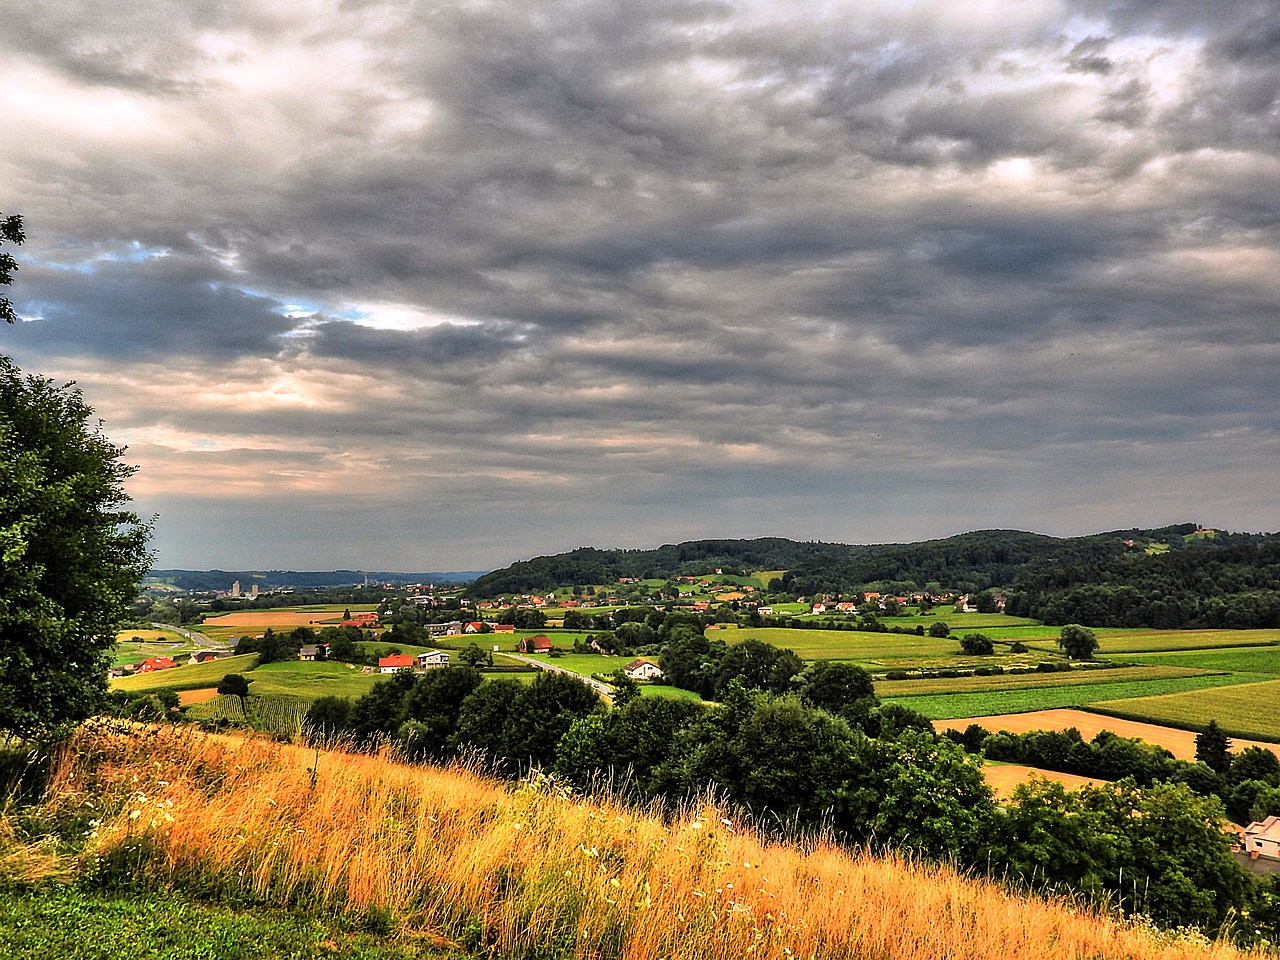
(3, 0), (1278, 568)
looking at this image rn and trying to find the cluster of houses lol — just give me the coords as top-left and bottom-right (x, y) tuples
(377, 649), (451, 673)
(111, 649), (238, 678)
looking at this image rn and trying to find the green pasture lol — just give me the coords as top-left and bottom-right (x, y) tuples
(883, 672), (1257, 721)
(110, 654), (260, 694)
(1032, 629), (1280, 655)
(1120, 645), (1280, 676)
(714, 625), (952, 659)
(638, 684), (704, 701)
(239, 661), (383, 701)
(517, 652), (629, 678)
(873, 664), (1216, 699)
(876, 612), (1041, 632)
(1089, 678), (1280, 742)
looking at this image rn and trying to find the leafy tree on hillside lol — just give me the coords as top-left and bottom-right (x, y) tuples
(797, 660), (874, 713)
(1057, 623), (1098, 660)
(1195, 720), (1232, 774)
(0, 352), (152, 736)
(928, 621), (951, 638)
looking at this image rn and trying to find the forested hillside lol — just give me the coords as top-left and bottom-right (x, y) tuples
(1006, 540), (1280, 628)
(466, 524), (1277, 601)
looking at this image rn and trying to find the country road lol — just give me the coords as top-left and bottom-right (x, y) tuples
(505, 653), (614, 704)
(151, 622), (219, 648)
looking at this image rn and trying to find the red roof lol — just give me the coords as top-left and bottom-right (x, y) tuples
(378, 654), (414, 669)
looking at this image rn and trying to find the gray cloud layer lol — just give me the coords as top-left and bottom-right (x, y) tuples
(2, 0), (1277, 569)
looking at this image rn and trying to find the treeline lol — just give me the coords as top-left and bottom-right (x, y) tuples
(1006, 540), (1280, 627)
(303, 664), (1275, 939)
(947, 723), (1280, 825)
(466, 524), (1276, 601)
(466, 539), (836, 596)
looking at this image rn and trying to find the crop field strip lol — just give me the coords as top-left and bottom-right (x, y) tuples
(882, 671), (1258, 721)
(873, 664), (1216, 699)
(110, 653), (261, 694)
(1088, 676), (1280, 742)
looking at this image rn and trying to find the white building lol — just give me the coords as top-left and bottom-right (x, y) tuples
(1244, 816), (1280, 860)
(623, 658), (663, 681)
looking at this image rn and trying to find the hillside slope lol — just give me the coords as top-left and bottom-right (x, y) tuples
(5, 721), (1253, 960)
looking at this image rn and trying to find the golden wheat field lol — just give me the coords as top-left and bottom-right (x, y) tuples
(15, 721), (1261, 960)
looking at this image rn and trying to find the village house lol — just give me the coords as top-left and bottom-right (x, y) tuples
(417, 650), (450, 669)
(519, 635), (553, 654)
(378, 654), (415, 674)
(137, 656), (176, 673)
(462, 621), (484, 633)
(623, 658), (663, 681)
(493, 623), (516, 634)
(426, 621), (464, 638)
(1244, 816), (1280, 860)
(298, 645), (320, 661)
(189, 650), (237, 665)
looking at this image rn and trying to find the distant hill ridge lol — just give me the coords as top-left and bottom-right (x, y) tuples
(148, 569), (487, 591)
(466, 524), (1280, 600)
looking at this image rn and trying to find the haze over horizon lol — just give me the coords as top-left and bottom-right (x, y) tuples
(4, 1), (1278, 572)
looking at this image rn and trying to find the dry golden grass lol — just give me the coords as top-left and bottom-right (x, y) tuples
(34, 721), (1257, 960)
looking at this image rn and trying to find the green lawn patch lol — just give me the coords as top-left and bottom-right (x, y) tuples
(884, 672), (1257, 720)
(110, 655), (260, 695)
(0, 884), (465, 960)
(873, 664), (1216, 699)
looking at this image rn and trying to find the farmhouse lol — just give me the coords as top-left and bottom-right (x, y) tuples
(137, 656), (176, 673)
(189, 650), (237, 665)
(519, 635), (553, 653)
(623, 658), (663, 681)
(378, 654), (414, 674)
(298, 645), (320, 661)
(1244, 816), (1280, 860)
(426, 621), (463, 638)
(417, 650), (450, 669)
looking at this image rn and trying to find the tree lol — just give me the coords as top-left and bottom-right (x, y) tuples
(959, 632), (994, 655)
(928, 621), (951, 638)
(459, 643), (489, 668)
(1057, 623), (1098, 660)
(216, 673), (251, 713)
(1, 213), (24, 324)
(1195, 719), (1232, 774)
(797, 660), (874, 713)
(0, 355), (152, 736)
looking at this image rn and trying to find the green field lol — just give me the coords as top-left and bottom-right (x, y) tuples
(1089, 677), (1280, 741)
(516, 652), (631, 677)
(873, 664), (1215, 699)
(110, 654), (260, 694)
(1120, 645), (1280, 676)
(238, 661), (384, 701)
(883, 673), (1258, 721)
(1039, 629), (1280, 655)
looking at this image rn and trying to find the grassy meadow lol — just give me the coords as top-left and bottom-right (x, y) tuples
(881, 673), (1260, 722)
(0, 720), (1252, 960)
(1089, 677), (1280, 741)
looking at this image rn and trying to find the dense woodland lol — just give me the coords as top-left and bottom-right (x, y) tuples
(1006, 541), (1280, 628)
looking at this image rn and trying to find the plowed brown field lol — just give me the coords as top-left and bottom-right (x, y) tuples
(937, 708), (1279, 760)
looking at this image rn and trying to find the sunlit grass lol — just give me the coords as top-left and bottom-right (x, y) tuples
(23, 721), (1253, 960)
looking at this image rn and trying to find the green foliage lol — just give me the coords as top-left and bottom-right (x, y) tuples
(0, 885), (454, 960)
(928, 621), (951, 638)
(1057, 623), (1098, 660)
(958, 632), (994, 655)
(0, 357), (152, 735)
(0, 213), (23, 324)
(216, 674), (250, 700)
(1195, 719), (1232, 773)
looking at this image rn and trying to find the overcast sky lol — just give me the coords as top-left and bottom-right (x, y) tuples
(3, 0), (1277, 572)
